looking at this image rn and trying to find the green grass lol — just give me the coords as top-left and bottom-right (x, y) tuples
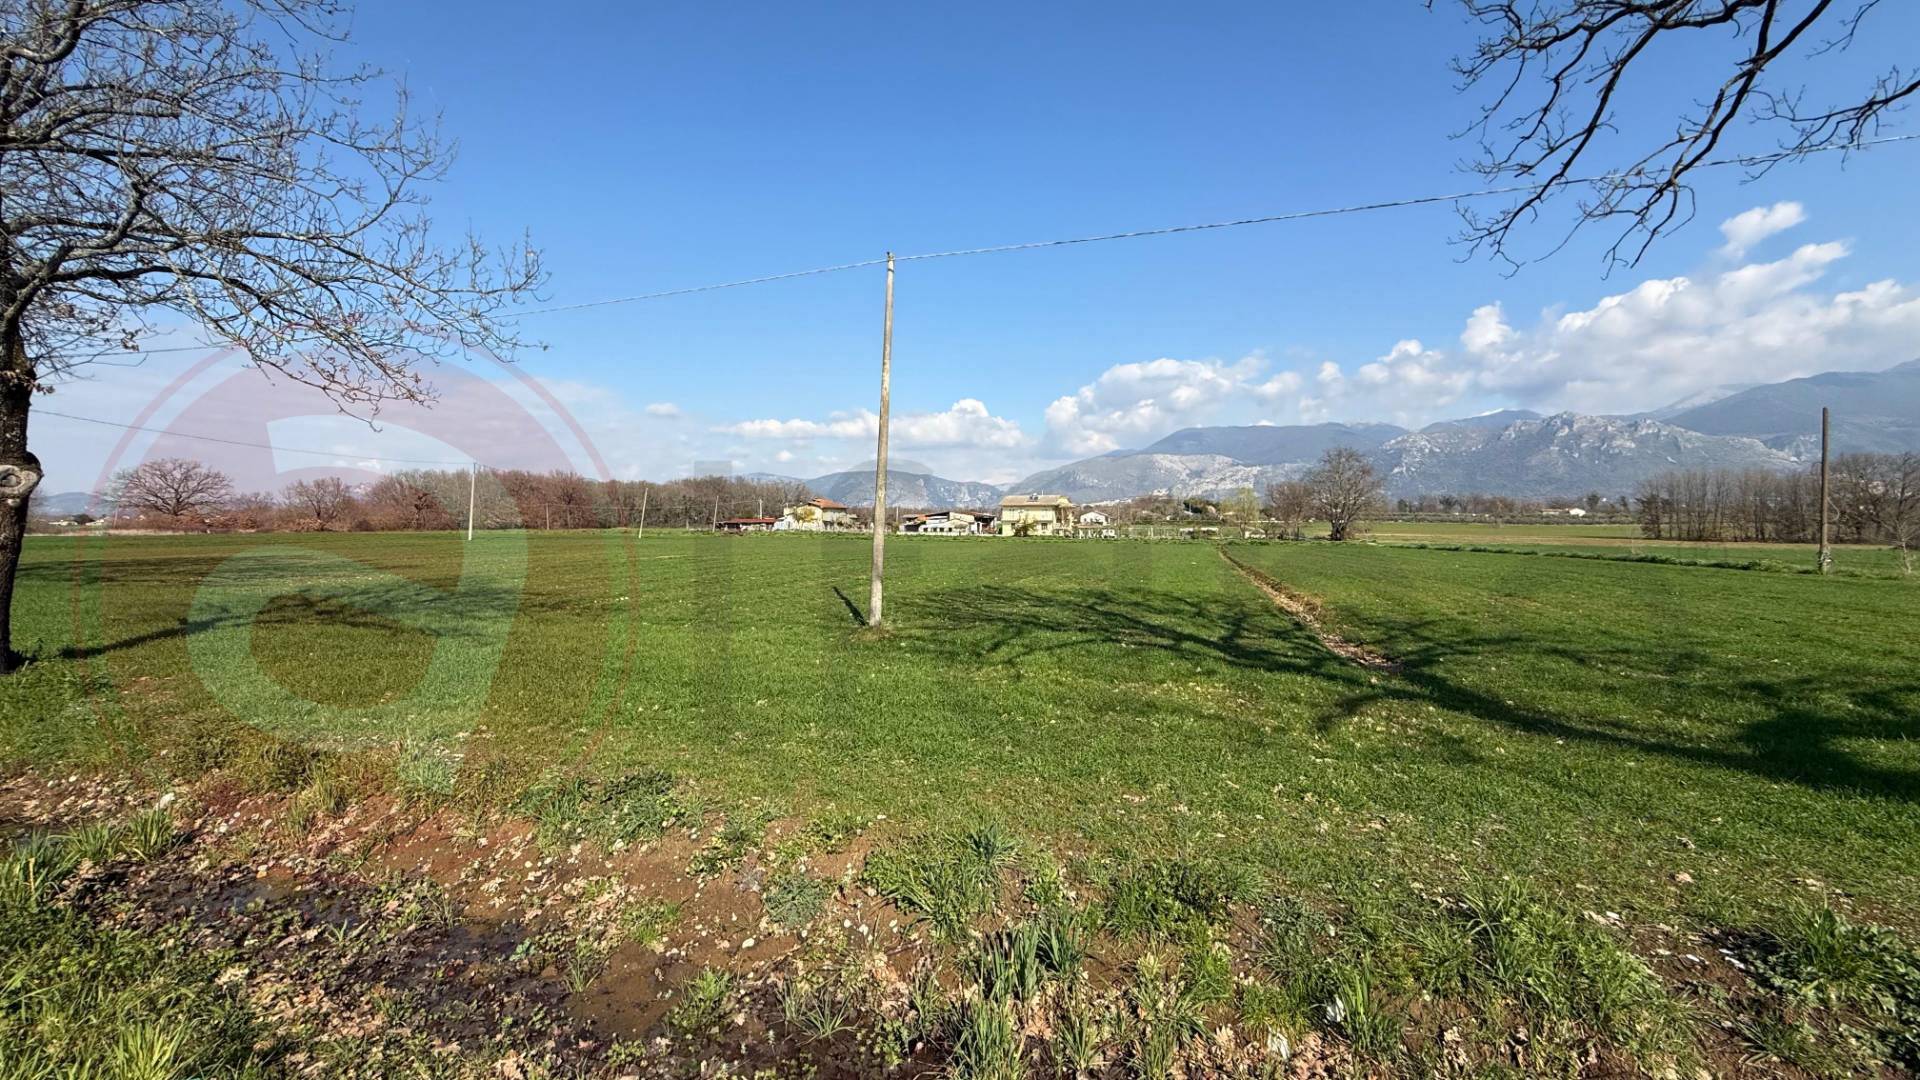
(1357, 517), (1913, 575)
(0, 820), (274, 1079)
(6, 530), (1917, 922)
(3, 527), (1918, 1071)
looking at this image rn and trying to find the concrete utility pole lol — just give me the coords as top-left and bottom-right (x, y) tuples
(1818, 406), (1833, 574)
(868, 253), (895, 628)
(637, 486), (648, 539)
(466, 462), (477, 541)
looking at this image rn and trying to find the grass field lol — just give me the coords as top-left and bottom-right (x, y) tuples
(3, 527), (1917, 1077)
(1343, 519), (1913, 576)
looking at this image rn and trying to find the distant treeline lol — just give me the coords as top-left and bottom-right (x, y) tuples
(1634, 453), (1918, 547)
(44, 460), (819, 533)
(1391, 492), (1634, 518)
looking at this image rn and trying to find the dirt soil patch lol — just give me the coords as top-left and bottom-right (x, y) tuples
(1220, 549), (1401, 672)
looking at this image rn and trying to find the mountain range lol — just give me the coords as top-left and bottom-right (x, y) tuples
(37, 361), (1918, 513)
(1662, 358), (1920, 456)
(797, 359), (1919, 506)
(796, 467), (1005, 509)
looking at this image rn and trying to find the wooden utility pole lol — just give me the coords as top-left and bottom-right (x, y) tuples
(637, 486), (648, 539)
(466, 462), (477, 541)
(868, 253), (895, 628)
(1818, 406), (1833, 574)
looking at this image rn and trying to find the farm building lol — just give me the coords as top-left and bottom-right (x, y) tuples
(777, 497), (855, 531)
(1076, 510), (1118, 538)
(715, 517), (776, 533)
(903, 510), (994, 535)
(997, 494), (1074, 536)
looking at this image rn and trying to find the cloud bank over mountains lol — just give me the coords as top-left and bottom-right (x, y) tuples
(32, 202), (1919, 493)
(704, 201), (1917, 481)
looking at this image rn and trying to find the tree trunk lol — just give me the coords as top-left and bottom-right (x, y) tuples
(0, 331), (42, 673)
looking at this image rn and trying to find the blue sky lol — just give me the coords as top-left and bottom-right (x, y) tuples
(35, 1), (1920, 490)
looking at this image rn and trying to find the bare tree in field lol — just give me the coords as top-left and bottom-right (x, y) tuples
(109, 458), (231, 519)
(1439, 1), (1915, 267)
(0, 0), (543, 670)
(1222, 486), (1261, 534)
(285, 477), (355, 530)
(1304, 448), (1384, 542)
(1263, 479), (1313, 540)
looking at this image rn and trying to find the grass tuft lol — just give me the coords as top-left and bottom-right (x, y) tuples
(667, 967), (736, 1036)
(949, 994), (1023, 1080)
(763, 868), (832, 929)
(862, 827), (1017, 942)
(1100, 856), (1253, 940)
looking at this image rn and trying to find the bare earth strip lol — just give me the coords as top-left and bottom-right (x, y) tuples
(1218, 547), (1401, 672)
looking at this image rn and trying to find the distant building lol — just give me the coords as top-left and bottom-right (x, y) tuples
(905, 509), (994, 535)
(997, 494), (1074, 536)
(1075, 509), (1117, 538)
(778, 497), (855, 531)
(716, 516), (776, 533)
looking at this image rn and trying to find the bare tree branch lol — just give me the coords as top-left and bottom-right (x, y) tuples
(1437, 0), (1912, 270)
(0, 0), (545, 670)
(108, 456), (231, 517)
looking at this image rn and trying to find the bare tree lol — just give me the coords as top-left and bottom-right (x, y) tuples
(1440, 1), (1915, 268)
(0, 0), (542, 669)
(284, 476), (354, 530)
(364, 472), (455, 531)
(109, 458), (231, 519)
(1222, 485), (1261, 534)
(1304, 448), (1384, 541)
(1263, 480), (1314, 540)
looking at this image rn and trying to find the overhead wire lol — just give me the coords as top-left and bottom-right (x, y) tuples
(30, 129), (1920, 461)
(32, 408), (475, 467)
(38, 130), (1920, 358)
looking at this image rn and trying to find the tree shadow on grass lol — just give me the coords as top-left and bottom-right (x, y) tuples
(1317, 615), (1920, 802)
(50, 579), (524, 662)
(900, 583), (1920, 803)
(830, 586), (865, 627)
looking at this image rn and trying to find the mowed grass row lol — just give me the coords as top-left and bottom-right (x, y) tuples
(1349, 519), (1915, 576)
(4, 528), (1916, 934)
(1224, 540), (1920, 925)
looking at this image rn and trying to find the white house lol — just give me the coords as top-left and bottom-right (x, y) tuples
(778, 497), (856, 531)
(997, 494), (1074, 536)
(904, 510), (993, 535)
(1075, 509), (1117, 538)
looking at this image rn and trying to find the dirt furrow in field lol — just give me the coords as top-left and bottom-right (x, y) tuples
(1218, 548), (1401, 672)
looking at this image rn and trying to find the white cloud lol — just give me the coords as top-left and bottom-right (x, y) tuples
(894, 398), (1027, 448)
(723, 411), (873, 440)
(1043, 355), (1298, 455)
(644, 402), (681, 417)
(1297, 340), (1471, 425)
(1718, 201), (1806, 258)
(1039, 223), (1920, 442)
(1459, 239), (1920, 414)
(721, 398), (1026, 450)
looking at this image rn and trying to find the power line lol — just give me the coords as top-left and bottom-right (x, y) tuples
(32, 408), (474, 467)
(497, 132), (1920, 314)
(36, 130), (1920, 354)
(493, 258), (892, 319)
